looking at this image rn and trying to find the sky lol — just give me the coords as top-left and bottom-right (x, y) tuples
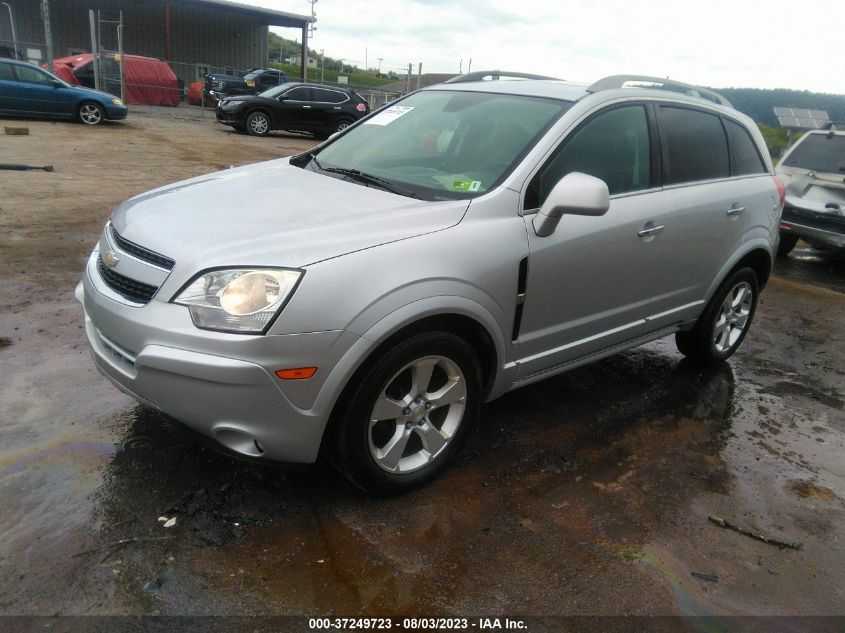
(240, 0), (843, 94)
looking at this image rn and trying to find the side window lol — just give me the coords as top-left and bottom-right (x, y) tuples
(658, 106), (730, 184)
(724, 119), (767, 176)
(312, 89), (346, 103)
(526, 105), (651, 208)
(285, 87), (312, 101)
(0, 62), (13, 81)
(14, 65), (52, 85)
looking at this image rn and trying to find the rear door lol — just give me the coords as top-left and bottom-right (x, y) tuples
(11, 64), (75, 117)
(0, 61), (19, 114)
(309, 87), (350, 131)
(643, 105), (772, 329)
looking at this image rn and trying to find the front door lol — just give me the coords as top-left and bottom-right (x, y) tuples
(516, 103), (666, 378)
(274, 85), (312, 129)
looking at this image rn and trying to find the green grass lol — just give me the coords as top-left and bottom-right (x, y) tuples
(268, 62), (394, 89)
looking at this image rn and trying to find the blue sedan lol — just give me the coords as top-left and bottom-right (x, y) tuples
(0, 58), (127, 125)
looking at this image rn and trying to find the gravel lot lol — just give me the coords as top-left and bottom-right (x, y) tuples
(1, 110), (843, 626)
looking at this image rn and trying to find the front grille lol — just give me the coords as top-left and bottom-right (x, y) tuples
(97, 256), (159, 304)
(110, 224), (175, 270)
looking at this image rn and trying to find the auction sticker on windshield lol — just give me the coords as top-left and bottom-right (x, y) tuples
(364, 105), (414, 126)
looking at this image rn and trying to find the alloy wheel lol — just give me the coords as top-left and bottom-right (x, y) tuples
(368, 355), (467, 474)
(79, 104), (103, 125)
(250, 113), (269, 134)
(713, 281), (753, 353)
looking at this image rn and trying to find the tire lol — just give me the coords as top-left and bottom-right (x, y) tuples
(78, 102), (105, 126)
(333, 118), (354, 134)
(675, 267), (759, 363)
(777, 232), (799, 257)
(245, 111), (271, 136)
(332, 331), (482, 495)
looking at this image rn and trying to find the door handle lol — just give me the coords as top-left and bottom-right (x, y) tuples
(726, 206), (746, 216)
(638, 224), (665, 238)
(302, 105), (311, 109)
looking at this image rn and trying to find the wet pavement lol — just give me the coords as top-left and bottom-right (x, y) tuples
(1, 120), (844, 620)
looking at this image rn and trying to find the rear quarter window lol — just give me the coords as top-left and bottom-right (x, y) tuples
(0, 62), (13, 81)
(724, 119), (767, 175)
(658, 106), (730, 184)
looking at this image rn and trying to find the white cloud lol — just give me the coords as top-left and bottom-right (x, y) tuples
(245, 0), (843, 93)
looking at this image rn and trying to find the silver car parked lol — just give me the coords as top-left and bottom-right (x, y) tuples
(77, 72), (784, 493)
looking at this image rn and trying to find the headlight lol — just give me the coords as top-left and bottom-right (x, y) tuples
(174, 268), (302, 334)
(111, 97), (124, 106)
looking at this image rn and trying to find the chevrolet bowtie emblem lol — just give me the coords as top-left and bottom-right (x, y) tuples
(103, 249), (120, 268)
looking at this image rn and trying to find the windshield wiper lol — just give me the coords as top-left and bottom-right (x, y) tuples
(319, 166), (420, 199)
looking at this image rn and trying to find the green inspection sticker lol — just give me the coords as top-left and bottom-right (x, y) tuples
(449, 179), (482, 192)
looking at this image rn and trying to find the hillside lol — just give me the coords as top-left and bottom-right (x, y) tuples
(716, 87), (845, 127)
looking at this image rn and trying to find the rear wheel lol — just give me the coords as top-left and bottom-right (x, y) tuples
(246, 111), (271, 136)
(333, 118), (354, 134)
(777, 232), (799, 257)
(675, 268), (759, 362)
(78, 102), (105, 126)
(332, 331), (481, 495)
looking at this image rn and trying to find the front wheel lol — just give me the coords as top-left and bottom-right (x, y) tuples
(246, 111), (271, 136)
(332, 331), (481, 495)
(78, 102), (105, 125)
(676, 268), (759, 362)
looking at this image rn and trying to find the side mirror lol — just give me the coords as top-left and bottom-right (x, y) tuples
(532, 172), (610, 237)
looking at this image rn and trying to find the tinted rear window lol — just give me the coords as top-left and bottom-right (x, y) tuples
(312, 88), (346, 103)
(0, 62), (13, 81)
(783, 134), (845, 174)
(659, 106), (730, 184)
(725, 119), (767, 175)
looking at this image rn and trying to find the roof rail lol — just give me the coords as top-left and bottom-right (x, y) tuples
(586, 75), (733, 108)
(445, 70), (560, 84)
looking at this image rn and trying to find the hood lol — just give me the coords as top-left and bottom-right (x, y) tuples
(111, 159), (469, 275)
(71, 85), (120, 100)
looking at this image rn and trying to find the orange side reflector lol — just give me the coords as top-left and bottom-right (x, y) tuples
(275, 367), (317, 380)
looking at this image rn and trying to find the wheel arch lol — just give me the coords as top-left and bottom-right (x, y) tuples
(315, 304), (504, 461)
(704, 241), (773, 302)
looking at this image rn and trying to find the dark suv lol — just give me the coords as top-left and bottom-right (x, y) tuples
(204, 68), (287, 102)
(216, 83), (370, 137)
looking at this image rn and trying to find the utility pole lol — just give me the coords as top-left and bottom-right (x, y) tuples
(88, 10), (100, 91)
(416, 62), (422, 90)
(1, 3), (17, 60)
(467, 58), (472, 74)
(405, 62), (411, 93)
(40, 0), (54, 70)
(377, 57), (382, 74)
(320, 48), (324, 84)
(459, 59), (462, 74)
(365, 47), (367, 71)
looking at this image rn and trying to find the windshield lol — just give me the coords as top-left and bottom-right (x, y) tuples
(783, 134), (845, 174)
(260, 85), (288, 98)
(308, 90), (572, 201)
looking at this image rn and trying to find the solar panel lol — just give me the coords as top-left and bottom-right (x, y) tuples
(774, 107), (831, 129)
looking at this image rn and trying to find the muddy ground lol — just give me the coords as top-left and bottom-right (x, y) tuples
(0, 111), (843, 625)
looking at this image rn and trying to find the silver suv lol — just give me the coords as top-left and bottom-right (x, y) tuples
(775, 129), (845, 255)
(77, 72), (783, 493)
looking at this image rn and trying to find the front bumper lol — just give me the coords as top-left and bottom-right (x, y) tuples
(215, 108), (246, 125)
(781, 206), (845, 249)
(76, 251), (359, 463)
(105, 104), (128, 120)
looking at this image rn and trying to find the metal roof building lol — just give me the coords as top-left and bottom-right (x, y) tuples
(1, 0), (314, 84)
